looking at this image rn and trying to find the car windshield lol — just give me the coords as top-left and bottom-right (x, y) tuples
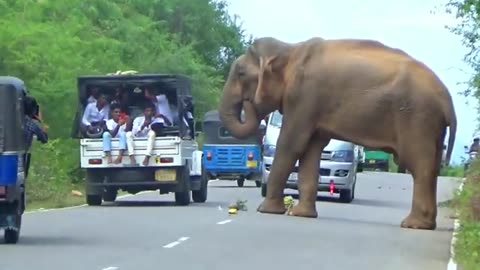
(269, 111), (283, 127)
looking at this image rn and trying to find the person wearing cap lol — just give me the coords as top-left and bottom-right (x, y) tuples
(80, 93), (110, 138)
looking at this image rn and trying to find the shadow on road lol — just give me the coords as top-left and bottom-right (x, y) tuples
(6, 235), (80, 246)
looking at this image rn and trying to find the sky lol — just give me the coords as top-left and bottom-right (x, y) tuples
(226, 0), (478, 165)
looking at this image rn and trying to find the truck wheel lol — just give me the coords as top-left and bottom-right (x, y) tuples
(175, 165), (191, 206)
(86, 194), (102, 206)
(237, 177), (245, 187)
(102, 189), (117, 202)
(192, 168), (208, 203)
(255, 180), (262, 187)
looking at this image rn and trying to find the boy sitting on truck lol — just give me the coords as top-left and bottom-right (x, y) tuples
(103, 103), (131, 164)
(126, 102), (170, 166)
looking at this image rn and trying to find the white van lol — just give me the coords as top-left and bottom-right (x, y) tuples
(261, 111), (360, 203)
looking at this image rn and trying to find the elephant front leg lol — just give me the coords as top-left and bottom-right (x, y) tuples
(289, 135), (329, 218)
(257, 117), (315, 215)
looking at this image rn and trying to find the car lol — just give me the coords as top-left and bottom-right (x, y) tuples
(71, 73), (206, 206)
(261, 110), (359, 203)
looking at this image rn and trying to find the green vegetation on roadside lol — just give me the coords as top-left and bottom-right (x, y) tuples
(1, 0), (251, 209)
(443, 0), (480, 266)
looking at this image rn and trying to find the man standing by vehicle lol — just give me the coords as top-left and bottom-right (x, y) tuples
(23, 96), (48, 177)
(103, 103), (131, 164)
(469, 137), (479, 153)
(126, 102), (168, 166)
(81, 93), (110, 138)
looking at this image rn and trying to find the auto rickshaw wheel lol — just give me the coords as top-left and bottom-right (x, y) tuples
(261, 184), (267, 197)
(4, 214), (21, 244)
(175, 165), (191, 206)
(237, 177), (245, 187)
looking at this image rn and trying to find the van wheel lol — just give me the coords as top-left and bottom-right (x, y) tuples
(86, 194), (102, 206)
(261, 184), (267, 197)
(237, 177), (245, 187)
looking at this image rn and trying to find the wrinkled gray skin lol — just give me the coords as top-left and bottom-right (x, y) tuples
(218, 37), (457, 230)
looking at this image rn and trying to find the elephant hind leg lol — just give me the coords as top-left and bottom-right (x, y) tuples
(400, 138), (442, 230)
(289, 134), (330, 218)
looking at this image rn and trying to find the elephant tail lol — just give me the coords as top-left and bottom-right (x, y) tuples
(445, 103), (457, 166)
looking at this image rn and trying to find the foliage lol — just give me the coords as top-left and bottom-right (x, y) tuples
(452, 158), (480, 269)
(0, 0), (251, 208)
(443, 1), (480, 268)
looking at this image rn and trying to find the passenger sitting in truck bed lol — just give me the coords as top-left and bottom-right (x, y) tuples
(126, 102), (165, 166)
(87, 86), (100, 104)
(103, 103), (132, 164)
(144, 87), (173, 126)
(81, 93), (110, 138)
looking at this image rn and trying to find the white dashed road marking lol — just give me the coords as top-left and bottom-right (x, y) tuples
(217, 219), (232, 225)
(163, 236), (190, 248)
(102, 267), (119, 270)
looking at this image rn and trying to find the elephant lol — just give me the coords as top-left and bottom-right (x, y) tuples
(218, 36), (457, 230)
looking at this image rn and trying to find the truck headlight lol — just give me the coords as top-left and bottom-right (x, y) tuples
(331, 150), (354, 162)
(263, 144), (276, 157)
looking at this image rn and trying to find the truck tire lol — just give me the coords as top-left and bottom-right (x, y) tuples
(86, 194), (102, 206)
(255, 180), (262, 187)
(192, 167), (208, 203)
(237, 177), (245, 187)
(175, 165), (191, 206)
(102, 188), (117, 202)
(4, 227), (20, 244)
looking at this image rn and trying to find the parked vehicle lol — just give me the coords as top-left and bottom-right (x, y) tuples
(200, 110), (265, 187)
(363, 148), (390, 172)
(71, 73), (205, 206)
(261, 111), (359, 203)
(0, 76), (28, 243)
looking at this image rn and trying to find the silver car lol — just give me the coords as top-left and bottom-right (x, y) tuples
(261, 111), (360, 203)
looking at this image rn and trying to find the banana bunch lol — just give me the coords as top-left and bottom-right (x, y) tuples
(284, 195), (295, 215)
(228, 199), (248, 215)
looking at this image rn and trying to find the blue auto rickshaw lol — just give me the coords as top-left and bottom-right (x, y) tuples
(201, 110), (265, 187)
(0, 76), (28, 244)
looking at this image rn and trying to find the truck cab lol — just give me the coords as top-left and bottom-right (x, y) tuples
(71, 73), (206, 206)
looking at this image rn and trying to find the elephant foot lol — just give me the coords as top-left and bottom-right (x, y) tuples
(257, 198), (286, 215)
(400, 214), (436, 230)
(288, 204), (318, 218)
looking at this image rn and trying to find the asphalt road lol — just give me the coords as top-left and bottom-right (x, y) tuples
(0, 172), (461, 270)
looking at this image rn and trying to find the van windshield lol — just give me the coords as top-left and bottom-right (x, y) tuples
(270, 111), (283, 127)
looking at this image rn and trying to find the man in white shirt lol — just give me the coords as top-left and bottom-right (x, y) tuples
(144, 88), (173, 126)
(126, 102), (164, 166)
(103, 103), (131, 164)
(87, 86), (100, 103)
(81, 94), (110, 138)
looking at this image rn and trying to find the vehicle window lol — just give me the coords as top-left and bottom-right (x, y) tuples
(270, 111), (283, 127)
(218, 127), (233, 138)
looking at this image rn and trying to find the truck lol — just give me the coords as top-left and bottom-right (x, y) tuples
(363, 148), (391, 172)
(71, 73), (207, 206)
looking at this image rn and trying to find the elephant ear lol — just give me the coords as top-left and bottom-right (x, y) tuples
(256, 53), (290, 101)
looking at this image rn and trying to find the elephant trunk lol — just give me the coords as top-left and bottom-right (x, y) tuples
(218, 83), (260, 140)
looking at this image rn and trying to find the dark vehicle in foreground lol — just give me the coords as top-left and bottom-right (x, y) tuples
(0, 76), (28, 243)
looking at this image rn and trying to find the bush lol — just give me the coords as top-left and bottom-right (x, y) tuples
(453, 158), (480, 269)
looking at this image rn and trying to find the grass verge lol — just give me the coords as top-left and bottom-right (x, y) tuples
(452, 158), (480, 270)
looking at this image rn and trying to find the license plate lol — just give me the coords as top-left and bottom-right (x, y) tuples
(369, 160), (375, 164)
(246, 160), (257, 167)
(154, 168), (177, 182)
